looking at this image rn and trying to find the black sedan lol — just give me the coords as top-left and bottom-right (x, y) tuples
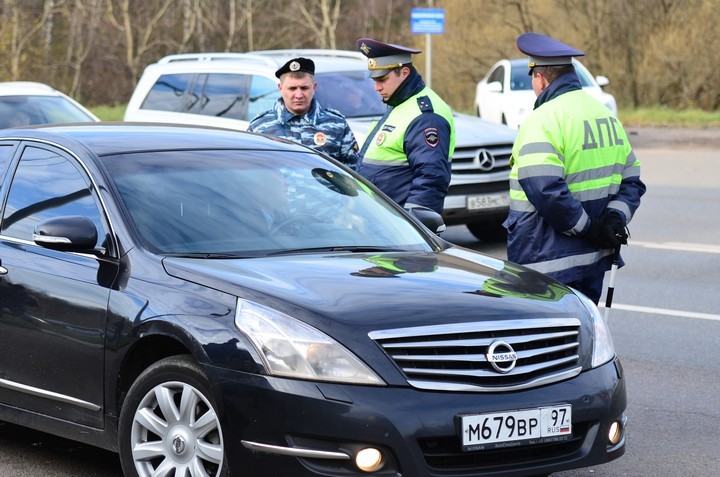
(0, 123), (626, 477)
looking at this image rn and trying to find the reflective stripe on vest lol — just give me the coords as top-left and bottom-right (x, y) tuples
(509, 90), (636, 212)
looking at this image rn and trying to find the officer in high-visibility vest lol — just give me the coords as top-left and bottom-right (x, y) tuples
(355, 38), (455, 214)
(504, 33), (646, 304)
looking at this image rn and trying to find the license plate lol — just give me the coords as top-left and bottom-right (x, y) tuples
(467, 193), (510, 211)
(461, 405), (572, 451)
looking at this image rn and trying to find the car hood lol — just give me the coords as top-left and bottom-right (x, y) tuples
(452, 112), (517, 145)
(163, 248), (579, 332)
(347, 112), (516, 147)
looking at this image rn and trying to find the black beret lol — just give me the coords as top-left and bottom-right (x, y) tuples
(275, 57), (315, 78)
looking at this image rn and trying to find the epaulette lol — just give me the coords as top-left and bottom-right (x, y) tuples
(325, 107), (347, 119)
(417, 95), (434, 113)
(250, 110), (273, 122)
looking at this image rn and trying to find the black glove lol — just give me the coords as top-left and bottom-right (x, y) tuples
(585, 212), (628, 248)
(599, 212), (628, 248)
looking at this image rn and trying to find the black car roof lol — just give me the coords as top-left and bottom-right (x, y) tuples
(0, 122), (311, 157)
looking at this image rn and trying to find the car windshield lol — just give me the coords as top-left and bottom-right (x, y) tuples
(0, 96), (95, 128)
(313, 71), (387, 118)
(510, 66), (533, 91)
(573, 65), (594, 87)
(101, 149), (433, 256)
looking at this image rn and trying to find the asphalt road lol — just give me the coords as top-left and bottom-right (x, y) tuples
(1, 127), (719, 476)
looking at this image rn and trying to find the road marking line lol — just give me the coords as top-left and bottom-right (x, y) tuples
(630, 240), (720, 254)
(604, 303), (720, 322)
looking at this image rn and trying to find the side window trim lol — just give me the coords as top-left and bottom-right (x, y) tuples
(0, 141), (117, 258)
(0, 140), (21, 220)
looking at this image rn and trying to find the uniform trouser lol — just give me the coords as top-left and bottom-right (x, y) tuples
(566, 273), (605, 305)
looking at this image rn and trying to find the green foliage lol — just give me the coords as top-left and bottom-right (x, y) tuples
(91, 104), (127, 122)
(619, 107), (720, 127)
(93, 102), (719, 128)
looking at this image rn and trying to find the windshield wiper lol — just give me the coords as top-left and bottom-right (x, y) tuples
(162, 252), (261, 259)
(264, 246), (404, 257)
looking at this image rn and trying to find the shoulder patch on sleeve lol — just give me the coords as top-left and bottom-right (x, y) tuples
(423, 127), (439, 147)
(417, 95), (434, 113)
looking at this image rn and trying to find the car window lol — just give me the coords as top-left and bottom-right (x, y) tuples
(0, 143), (15, 184)
(509, 65), (532, 91)
(574, 65), (594, 87)
(140, 72), (279, 122)
(102, 149), (431, 255)
(488, 66), (506, 91)
(0, 96), (94, 128)
(192, 73), (253, 120)
(314, 71), (386, 118)
(140, 73), (196, 112)
(249, 75), (279, 119)
(1, 145), (106, 247)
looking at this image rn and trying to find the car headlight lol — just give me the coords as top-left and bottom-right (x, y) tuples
(573, 290), (616, 368)
(235, 299), (384, 385)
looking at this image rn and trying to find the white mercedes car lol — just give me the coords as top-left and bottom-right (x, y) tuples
(474, 58), (617, 130)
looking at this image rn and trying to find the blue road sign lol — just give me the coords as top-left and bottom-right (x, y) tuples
(410, 8), (445, 35)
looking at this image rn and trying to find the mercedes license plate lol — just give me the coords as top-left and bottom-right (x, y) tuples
(467, 193), (510, 211)
(461, 404), (572, 451)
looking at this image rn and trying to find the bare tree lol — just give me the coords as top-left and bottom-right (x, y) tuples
(226, 0), (260, 52)
(0, 0), (716, 111)
(2, 0), (58, 80)
(178, 0), (199, 52)
(289, 0), (342, 49)
(57, 0), (104, 99)
(105, 0), (176, 85)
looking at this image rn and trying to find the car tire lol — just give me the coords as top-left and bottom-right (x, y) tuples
(467, 220), (507, 242)
(118, 355), (227, 477)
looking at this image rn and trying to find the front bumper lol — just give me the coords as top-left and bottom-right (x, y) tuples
(207, 358), (626, 477)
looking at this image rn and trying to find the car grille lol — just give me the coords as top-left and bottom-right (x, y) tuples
(369, 318), (582, 392)
(450, 143), (513, 177)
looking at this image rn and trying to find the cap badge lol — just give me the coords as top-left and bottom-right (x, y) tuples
(289, 61), (300, 72)
(360, 42), (371, 55)
(314, 132), (327, 146)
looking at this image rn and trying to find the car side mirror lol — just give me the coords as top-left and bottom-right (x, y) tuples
(595, 75), (610, 88)
(486, 81), (503, 93)
(406, 206), (446, 235)
(33, 215), (98, 252)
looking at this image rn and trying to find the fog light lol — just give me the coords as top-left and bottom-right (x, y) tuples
(355, 447), (384, 473)
(608, 421), (622, 445)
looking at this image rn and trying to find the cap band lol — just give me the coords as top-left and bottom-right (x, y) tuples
(368, 59), (405, 71)
(528, 55), (573, 68)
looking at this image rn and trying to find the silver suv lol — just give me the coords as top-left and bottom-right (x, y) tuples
(124, 50), (517, 240)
